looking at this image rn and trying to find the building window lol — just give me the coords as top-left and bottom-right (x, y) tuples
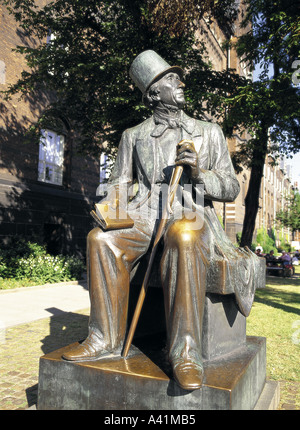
(96, 152), (110, 197)
(38, 129), (65, 185)
(100, 152), (109, 184)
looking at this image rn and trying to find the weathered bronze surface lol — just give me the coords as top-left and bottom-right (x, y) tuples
(39, 336), (266, 410)
(62, 50), (265, 392)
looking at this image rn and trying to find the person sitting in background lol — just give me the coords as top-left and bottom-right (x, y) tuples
(256, 244), (263, 253)
(292, 255), (299, 265)
(255, 248), (264, 257)
(265, 250), (277, 266)
(280, 251), (292, 265)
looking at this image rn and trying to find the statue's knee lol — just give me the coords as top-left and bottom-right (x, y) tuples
(166, 219), (199, 247)
(87, 227), (106, 246)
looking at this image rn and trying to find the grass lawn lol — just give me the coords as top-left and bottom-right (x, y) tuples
(246, 265), (300, 409)
(0, 276), (85, 290)
(0, 278), (40, 290)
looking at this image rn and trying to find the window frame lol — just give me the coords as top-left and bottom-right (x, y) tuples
(38, 129), (65, 186)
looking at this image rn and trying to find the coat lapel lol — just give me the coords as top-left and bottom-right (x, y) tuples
(135, 112), (204, 185)
(180, 112), (203, 153)
(135, 117), (157, 185)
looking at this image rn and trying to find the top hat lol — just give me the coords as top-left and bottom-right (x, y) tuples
(129, 50), (184, 94)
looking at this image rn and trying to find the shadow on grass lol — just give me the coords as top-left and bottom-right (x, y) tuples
(254, 275), (300, 315)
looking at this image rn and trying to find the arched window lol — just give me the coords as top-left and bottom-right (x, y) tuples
(38, 129), (65, 185)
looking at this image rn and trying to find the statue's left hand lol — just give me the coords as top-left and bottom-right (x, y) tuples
(175, 139), (198, 179)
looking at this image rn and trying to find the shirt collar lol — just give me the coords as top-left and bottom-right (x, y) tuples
(151, 108), (195, 138)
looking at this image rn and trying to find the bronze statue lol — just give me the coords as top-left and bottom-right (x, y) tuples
(62, 50), (263, 391)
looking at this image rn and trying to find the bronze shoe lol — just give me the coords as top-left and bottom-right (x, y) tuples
(62, 333), (111, 362)
(171, 357), (204, 390)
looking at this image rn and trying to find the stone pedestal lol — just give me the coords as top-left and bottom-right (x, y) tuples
(38, 336), (266, 410)
(38, 291), (266, 410)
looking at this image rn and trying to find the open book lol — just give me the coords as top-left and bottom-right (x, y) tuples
(90, 202), (134, 231)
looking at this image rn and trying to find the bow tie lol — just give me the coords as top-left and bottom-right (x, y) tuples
(151, 110), (195, 138)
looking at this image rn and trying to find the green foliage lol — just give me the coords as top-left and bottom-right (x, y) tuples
(146, 0), (238, 38)
(276, 191), (300, 233)
(217, 214), (224, 229)
(277, 231), (292, 253)
(0, 239), (85, 285)
(251, 227), (276, 253)
(236, 231), (242, 246)
(225, 0), (300, 161)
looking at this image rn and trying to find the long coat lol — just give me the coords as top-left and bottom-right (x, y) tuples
(105, 111), (265, 317)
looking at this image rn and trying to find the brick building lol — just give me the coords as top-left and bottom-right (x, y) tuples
(0, 3), (99, 257)
(259, 155), (295, 247)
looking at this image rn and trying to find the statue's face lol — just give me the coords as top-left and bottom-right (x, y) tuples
(156, 72), (185, 108)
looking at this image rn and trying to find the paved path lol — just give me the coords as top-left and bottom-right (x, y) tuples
(0, 281), (90, 410)
(0, 280), (89, 329)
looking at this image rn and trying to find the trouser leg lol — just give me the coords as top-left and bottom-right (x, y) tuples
(160, 217), (210, 388)
(87, 225), (151, 351)
(62, 221), (152, 361)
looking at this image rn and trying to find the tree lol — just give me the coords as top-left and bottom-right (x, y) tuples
(221, 0), (300, 247)
(276, 190), (300, 240)
(146, 0), (238, 37)
(1, 0), (239, 157)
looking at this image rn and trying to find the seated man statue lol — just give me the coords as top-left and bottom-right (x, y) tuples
(63, 50), (263, 390)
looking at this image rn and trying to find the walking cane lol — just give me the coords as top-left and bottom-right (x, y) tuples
(122, 163), (184, 358)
